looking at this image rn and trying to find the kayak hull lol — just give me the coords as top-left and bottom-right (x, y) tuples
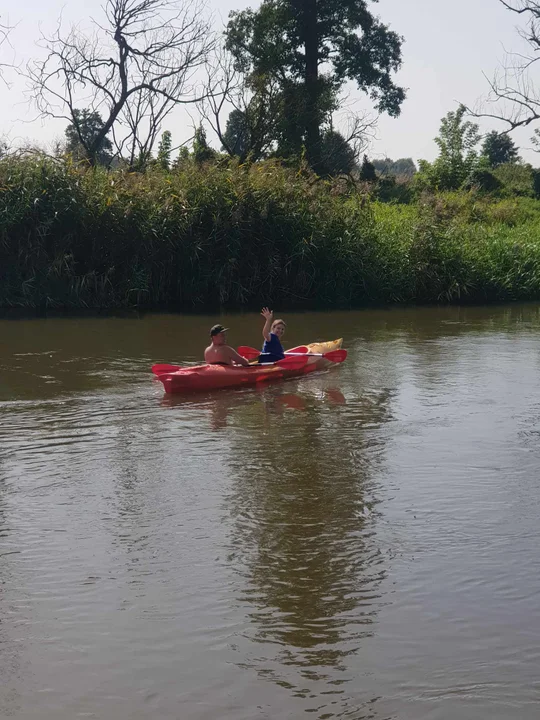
(157, 339), (343, 394)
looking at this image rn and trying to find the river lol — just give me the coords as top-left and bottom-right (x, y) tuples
(1, 305), (540, 719)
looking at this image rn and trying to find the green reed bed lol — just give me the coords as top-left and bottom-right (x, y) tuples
(2, 155), (540, 310)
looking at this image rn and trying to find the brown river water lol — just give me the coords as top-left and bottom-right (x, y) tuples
(1, 305), (540, 720)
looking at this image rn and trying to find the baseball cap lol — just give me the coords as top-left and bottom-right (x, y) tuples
(210, 324), (229, 336)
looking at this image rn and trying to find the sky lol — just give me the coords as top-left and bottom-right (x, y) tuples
(0, 0), (537, 163)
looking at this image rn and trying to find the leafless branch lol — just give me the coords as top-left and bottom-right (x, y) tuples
(200, 45), (281, 161)
(0, 17), (16, 85)
(469, 1), (540, 137)
(25, 0), (214, 165)
(342, 111), (378, 162)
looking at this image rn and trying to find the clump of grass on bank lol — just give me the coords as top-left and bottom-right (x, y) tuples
(2, 154), (540, 310)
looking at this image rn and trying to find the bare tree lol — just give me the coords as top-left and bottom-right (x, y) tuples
(340, 112), (378, 165)
(0, 17), (15, 85)
(470, 1), (540, 136)
(200, 47), (281, 162)
(27, 0), (214, 165)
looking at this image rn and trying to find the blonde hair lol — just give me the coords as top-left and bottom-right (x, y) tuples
(272, 319), (286, 329)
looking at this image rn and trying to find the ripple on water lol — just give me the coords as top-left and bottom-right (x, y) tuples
(2, 310), (540, 719)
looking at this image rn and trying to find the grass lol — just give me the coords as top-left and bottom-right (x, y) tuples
(3, 154), (540, 310)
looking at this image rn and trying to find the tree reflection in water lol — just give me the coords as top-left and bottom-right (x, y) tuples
(221, 382), (394, 714)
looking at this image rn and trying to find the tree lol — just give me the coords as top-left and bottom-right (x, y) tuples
(201, 47), (281, 162)
(319, 130), (357, 175)
(417, 106), (481, 191)
(372, 157), (416, 178)
(493, 161), (535, 196)
(225, 0), (405, 173)
(65, 109), (113, 165)
(392, 158), (417, 178)
(359, 155), (377, 182)
(28, 0), (213, 166)
(463, 168), (503, 193)
(156, 130), (172, 170)
(0, 19), (13, 83)
(192, 125), (215, 164)
(481, 131), (519, 167)
(221, 110), (252, 159)
(471, 2), (540, 146)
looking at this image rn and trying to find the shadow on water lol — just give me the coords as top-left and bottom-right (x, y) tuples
(217, 381), (394, 718)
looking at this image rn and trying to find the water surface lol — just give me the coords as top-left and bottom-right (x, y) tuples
(1, 306), (540, 719)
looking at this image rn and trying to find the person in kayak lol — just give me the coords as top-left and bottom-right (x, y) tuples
(205, 324), (250, 367)
(259, 307), (286, 364)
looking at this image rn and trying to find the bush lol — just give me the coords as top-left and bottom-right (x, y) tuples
(493, 162), (534, 197)
(375, 176), (415, 204)
(463, 168), (503, 194)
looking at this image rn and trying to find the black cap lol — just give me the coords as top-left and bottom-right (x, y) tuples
(210, 324), (229, 336)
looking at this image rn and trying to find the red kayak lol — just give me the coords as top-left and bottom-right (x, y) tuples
(153, 339), (345, 394)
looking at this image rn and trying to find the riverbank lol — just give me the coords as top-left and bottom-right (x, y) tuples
(2, 155), (540, 310)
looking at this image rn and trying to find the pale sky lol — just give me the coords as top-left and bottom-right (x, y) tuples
(0, 0), (537, 163)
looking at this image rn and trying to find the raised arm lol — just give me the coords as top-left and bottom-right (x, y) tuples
(261, 307), (273, 342)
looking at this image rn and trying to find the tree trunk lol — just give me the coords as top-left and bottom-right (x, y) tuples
(302, 0), (322, 173)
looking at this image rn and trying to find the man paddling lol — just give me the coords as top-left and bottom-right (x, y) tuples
(204, 325), (250, 367)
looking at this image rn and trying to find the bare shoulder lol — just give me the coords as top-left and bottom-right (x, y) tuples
(224, 344), (239, 358)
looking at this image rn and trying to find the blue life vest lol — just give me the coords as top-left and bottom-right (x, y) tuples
(258, 333), (285, 364)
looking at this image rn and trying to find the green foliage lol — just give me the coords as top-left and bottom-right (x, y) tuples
(463, 168), (503, 194)
(225, 0), (405, 170)
(481, 131), (519, 168)
(156, 131), (172, 171)
(375, 176), (414, 204)
(533, 169), (540, 199)
(222, 109), (252, 159)
(64, 109), (113, 166)
(320, 130), (356, 176)
(373, 157), (416, 179)
(493, 162), (535, 197)
(192, 126), (216, 165)
(359, 155), (377, 182)
(416, 106), (480, 191)
(3, 154), (540, 311)
(221, 76), (281, 162)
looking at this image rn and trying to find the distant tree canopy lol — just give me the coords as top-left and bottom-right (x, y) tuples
(225, 0), (405, 174)
(64, 109), (113, 166)
(372, 157), (417, 178)
(481, 131), (519, 168)
(416, 106), (481, 191)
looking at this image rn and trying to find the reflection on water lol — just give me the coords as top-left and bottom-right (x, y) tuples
(2, 305), (540, 718)
(224, 384), (393, 716)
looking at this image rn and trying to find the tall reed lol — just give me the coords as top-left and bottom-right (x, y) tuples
(2, 155), (540, 310)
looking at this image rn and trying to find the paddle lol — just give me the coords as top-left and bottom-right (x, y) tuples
(151, 354), (309, 376)
(152, 363), (184, 375)
(237, 346), (347, 363)
(238, 345), (309, 360)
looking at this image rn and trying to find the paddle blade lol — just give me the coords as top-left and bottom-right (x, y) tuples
(237, 346), (261, 360)
(323, 349), (348, 363)
(152, 363), (181, 375)
(275, 355), (310, 370)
